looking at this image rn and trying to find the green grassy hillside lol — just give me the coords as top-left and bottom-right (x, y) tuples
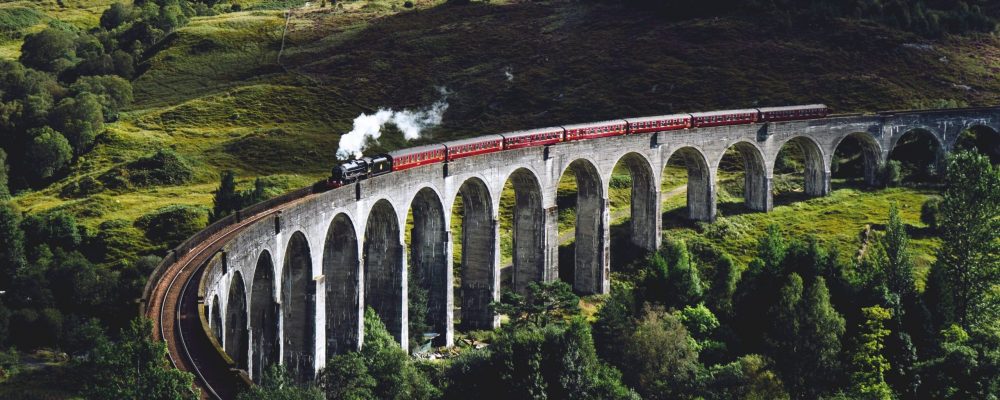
(8, 0), (996, 230)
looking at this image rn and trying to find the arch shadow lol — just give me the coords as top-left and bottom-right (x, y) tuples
(250, 251), (279, 383)
(364, 200), (405, 345)
(282, 232), (315, 382)
(452, 178), (496, 331)
(324, 213), (360, 356)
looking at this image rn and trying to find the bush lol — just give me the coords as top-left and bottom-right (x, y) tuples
(50, 92), (105, 155)
(920, 197), (941, 230)
(24, 127), (73, 182)
(60, 175), (105, 198)
(880, 160), (902, 187)
(610, 174), (632, 189)
(19, 27), (77, 73)
(70, 75), (134, 121)
(100, 149), (194, 190)
(136, 205), (208, 248)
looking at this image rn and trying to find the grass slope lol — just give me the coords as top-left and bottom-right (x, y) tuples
(8, 0), (992, 238)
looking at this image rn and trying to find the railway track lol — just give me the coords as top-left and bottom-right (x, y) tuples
(145, 204), (297, 399)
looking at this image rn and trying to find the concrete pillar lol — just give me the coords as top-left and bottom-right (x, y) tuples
(457, 182), (498, 331)
(249, 254), (278, 383)
(688, 165), (716, 222)
(511, 174), (546, 295)
(744, 164), (772, 212)
(543, 205), (560, 282)
(363, 201), (405, 348)
(323, 215), (361, 357)
(626, 157), (659, 251)
(225, 274), (248, 370)
(408, 190), (449, 348)
(805, 170), (832, 197)
(572, 168), (609, 295)
(442, 230), (454, 347)
(281, 233), (315, 382)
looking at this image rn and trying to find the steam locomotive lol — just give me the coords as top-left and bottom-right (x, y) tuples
(325, 104), (828, 188)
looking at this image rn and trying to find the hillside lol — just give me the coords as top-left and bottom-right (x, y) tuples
(4, 0), (998, 229)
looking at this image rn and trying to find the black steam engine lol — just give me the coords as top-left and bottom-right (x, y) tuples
(328, 155), (391, 188)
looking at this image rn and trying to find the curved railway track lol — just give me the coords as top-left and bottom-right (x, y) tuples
(145, 200), (306, 399)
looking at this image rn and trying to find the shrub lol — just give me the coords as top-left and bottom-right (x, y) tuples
(100, 149), (194, 190)
(920, 197), (941, 230)
(136, 205), (208, 248)
(50, 92), (105, 155)
(18, 27), (77, 73)
(880, 160), (902, 187)
(60, 175), (105, 198)
(25, 127), (73, 182)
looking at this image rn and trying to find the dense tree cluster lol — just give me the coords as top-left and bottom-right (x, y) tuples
(0, 204), (160, 352)
(0, 0), (218, 195)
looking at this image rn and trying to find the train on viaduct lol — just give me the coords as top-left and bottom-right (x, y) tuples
(142, 105), (999, 399)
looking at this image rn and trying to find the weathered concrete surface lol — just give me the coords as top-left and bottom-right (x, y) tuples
(200, 108), (999, 380)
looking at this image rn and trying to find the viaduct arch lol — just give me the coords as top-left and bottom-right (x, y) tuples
(170, 107), (1000, 388)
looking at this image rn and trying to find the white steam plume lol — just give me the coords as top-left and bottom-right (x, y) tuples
(336, 88), (450, 160)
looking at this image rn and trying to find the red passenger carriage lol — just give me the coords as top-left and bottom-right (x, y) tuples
(389, 144), (447, 171)
(624, 114), (691, 134)
(690, 109), (759, 128)
(563, 120), (628, 141)
(757, 104), (828, 122)
(443, 135), (504, 161)
(501, 127), (565, 150)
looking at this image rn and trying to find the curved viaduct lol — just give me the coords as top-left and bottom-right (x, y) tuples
(144, 107), (999, 396)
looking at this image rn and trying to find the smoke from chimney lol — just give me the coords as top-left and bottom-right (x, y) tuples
(336, 87), (450, 160)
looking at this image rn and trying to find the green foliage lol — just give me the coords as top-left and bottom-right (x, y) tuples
(878, 204), (916, 300)
(20, 211), (82, 254)
(237, 364), (323, 400)
(211, 171), (274, 221)
(0, 7), (42, 37)
(491, 280), (580, 329)
(318, 352), (377, 400)
(407, 267), (431, 352)
(82, 318), (198, 400)
(704, 249), (738, 318)
(881, 159), (903, 187)
(620, 306), (702, 399)
(766, 274), (846, 398)
(211, 170), (239, 221)
(638, 240), (703, 310)
(926, 151), (999, 330)
(101, 149), (195, 190)
(851, 306), (893, 400)
(921, 196), (942, 230)
(50, 92), (104, 155)
(25, 127), (72, 182)
(135, 204), (208, 248)
(69, 75), (134, 121)
(676, 304), (722, 353)
(444, 318), (637, 400)
(18, 27), (77, 73)
(101, 3), (134, 31)
(593, 281), (637, 367)
(0, 149), (8, 200)
(702, 354), (789, 400)
(917, 324), (1000, 399)
(0, 204), (26, 292)
(358, 308), (437, 400)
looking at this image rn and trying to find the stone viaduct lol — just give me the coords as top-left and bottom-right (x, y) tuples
(195, 108), (999, 383)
